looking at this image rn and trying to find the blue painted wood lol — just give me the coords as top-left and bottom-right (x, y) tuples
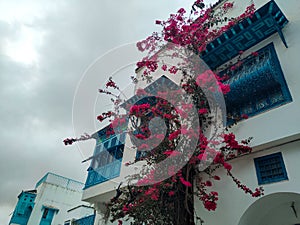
(9, 191), (36, 225)
(84, 140), (124, 189)
(254, 152), (288, 185)
(39, 208), (57, 225)
(200, 0), (289, 69)
(221, 43), (292, 124)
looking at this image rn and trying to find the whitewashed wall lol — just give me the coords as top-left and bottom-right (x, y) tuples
(195, 0), (300, 224)
(27, 182), (85, 225)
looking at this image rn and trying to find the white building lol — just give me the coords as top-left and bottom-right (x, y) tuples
(81, 0), (300, 224)
(195, 0), (300, 224)
(9, 172), (93, 225)
(64, 205), (95, 225)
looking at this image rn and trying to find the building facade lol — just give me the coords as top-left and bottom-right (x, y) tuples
(9, 172), (93, 225)
(64, 205), (95, 225)
(81, 0), (300, 224)
(195, 0), (300, 224)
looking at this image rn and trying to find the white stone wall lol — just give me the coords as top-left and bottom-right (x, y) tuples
(27, 182), (85, 225)
(195, 138), (300, 225)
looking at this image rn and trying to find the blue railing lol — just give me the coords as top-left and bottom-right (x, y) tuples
(84, 135), (124, 189)
(84, 160), (122, 189)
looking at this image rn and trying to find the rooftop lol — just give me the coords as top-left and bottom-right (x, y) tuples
(35, 172), (84, 192)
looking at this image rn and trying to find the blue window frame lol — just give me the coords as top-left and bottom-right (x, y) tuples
(39, 207), (57, 225)
(220, 43), (292, 124)
(254, 152), (288, 185)
(84, 133), (125, 189)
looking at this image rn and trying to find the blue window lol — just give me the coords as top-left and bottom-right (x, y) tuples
(221, 43), (292, 124)
(254, 152), (288, 185)
(136, 150), (148, 160)
(84, 141), (124, 188)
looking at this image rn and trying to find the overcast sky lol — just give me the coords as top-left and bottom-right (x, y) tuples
(0, 0), (217, 223)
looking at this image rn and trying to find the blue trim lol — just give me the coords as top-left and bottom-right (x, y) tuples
(72, 214), (95, 225)
(9, 191), (36, 225)
(254, 152), (288, 185)
(35, 172), (83, 189)
(200, 0), (289, 69)
(123, 75), (178, 108)
(222, 43), (292, 124)
(84, 144), (124, 189)
(39, 207), (56, 225)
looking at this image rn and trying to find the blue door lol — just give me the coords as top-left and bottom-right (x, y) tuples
(39, 208), (55, 225)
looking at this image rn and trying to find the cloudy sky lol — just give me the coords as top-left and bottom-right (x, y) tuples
(0, 0), (217, 223)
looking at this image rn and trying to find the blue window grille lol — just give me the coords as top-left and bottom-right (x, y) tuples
(254, 152), (288, 185)
(220, 43), (292, 124)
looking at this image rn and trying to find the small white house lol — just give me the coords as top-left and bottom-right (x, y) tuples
(9, 172), (93, 225)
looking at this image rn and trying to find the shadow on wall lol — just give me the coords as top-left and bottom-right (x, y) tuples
(239, 192), (300, 225)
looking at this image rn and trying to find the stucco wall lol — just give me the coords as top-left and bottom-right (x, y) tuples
(27, 182), (84, 225)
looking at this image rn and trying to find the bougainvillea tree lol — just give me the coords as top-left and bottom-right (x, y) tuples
(65, 1), (264, 224)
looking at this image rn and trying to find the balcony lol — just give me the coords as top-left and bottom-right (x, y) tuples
(201, 0), (289, 70)
(84, 126), (126, 189)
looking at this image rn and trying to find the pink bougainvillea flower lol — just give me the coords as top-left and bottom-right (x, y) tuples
(164, 150), (181, 157)
(241, 114), (249, 119)
(218, 82), (231, 94)
(168, 191), (175, 197)
(197, 153), (207, 161)
(204, 200), (217, 211)
(122, 205), (129, 212)
(223, 162), (232, 171)
(168, 66), (178, 74)
(179, 177), (192, 187)
(198, 108), (208, 114)
(205, 180), (212, 187)
(213, 175), (221, 181)
(168, 130), (181, 140)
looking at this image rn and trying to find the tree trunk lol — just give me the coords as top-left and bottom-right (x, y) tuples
(173, 165), (195, 225)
